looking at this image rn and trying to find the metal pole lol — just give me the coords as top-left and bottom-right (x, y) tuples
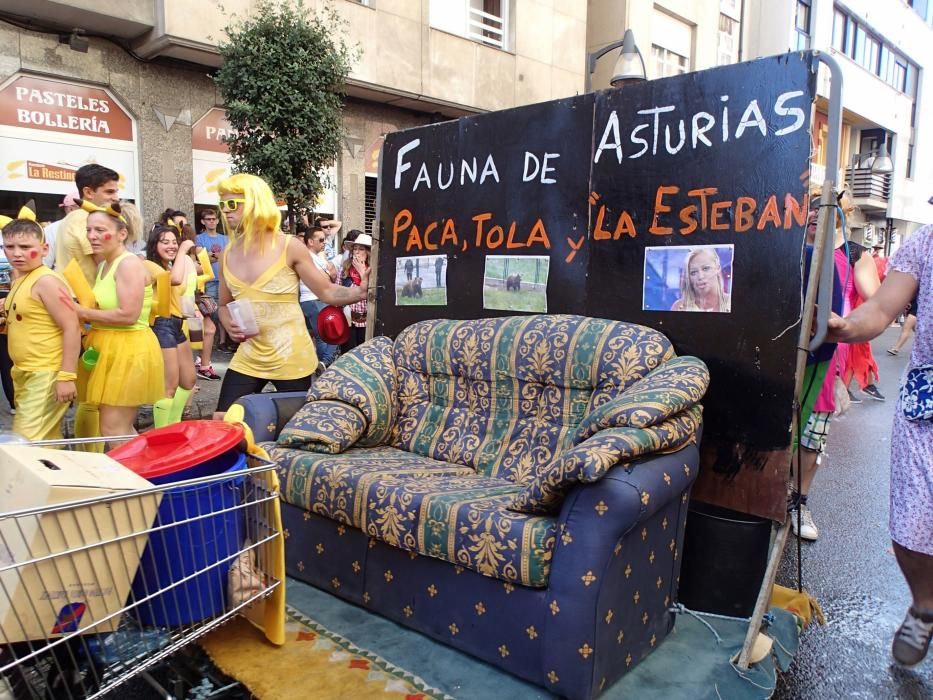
(737, 50), (844, 671)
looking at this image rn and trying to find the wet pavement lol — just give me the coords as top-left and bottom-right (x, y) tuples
(774, 328), (933, 699)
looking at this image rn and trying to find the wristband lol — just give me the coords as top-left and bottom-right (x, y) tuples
(56, 371), (77, 382)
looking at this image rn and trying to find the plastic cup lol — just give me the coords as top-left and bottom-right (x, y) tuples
(180, 296), (197, 318)
(81, 347), (99, 371)
(227, 299), (259, 338)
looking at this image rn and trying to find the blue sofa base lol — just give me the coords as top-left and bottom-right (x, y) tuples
(279, 454), (696, 700)
(240, 391), (699, 699)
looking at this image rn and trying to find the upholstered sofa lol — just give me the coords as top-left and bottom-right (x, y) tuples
(239, 315), (708, 699)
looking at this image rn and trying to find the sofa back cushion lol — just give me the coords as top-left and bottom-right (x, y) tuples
(390, 315), (674, 484)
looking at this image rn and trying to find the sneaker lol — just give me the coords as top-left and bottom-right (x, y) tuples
(892, 607), (933, 667)
(790, 504), (818, 541)
(847, 389), (863, 404)
(862, 384), (886, 401)
(197, 365), (222, 381)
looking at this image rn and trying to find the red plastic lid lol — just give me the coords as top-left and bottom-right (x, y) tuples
(108, 420), (244, 479)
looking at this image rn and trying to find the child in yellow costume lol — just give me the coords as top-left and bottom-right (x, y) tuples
(70, 201), (164, 442)
(1, 212), (80, 441)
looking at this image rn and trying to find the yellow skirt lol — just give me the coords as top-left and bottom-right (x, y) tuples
(78, 327), (165, 407)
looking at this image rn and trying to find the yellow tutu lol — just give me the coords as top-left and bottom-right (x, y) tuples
(78, 327), (165, 407)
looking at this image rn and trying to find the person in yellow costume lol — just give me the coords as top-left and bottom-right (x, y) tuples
(0, 210), (80, 441)
(213, 173), (369, 418)
(54, 164), (121, 286)
(144, 224), (198, 426)
(67, 201), (164, 442)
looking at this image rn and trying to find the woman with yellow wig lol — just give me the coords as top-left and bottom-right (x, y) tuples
(213, 173), (369, 416)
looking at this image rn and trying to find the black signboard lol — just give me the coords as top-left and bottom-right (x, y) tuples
(375, 53), (817, 521)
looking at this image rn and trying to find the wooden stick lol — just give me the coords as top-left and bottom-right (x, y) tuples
(737, 519), (791, 669)
(736, 178), (837, 669)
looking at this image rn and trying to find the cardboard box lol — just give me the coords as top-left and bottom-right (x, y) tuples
(0, 446), (160, 643)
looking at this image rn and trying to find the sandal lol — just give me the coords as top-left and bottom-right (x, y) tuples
(887, 348), (899, 356)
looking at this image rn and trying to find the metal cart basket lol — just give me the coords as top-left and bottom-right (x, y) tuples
(0, 436), (281, 699)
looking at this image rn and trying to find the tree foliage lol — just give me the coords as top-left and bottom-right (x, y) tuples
(214, 1), (357, 230)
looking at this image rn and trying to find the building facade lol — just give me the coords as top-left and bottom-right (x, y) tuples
(0, 0), (587, 231)
(746, 0), (932, 245)
(585, 0), (932, 246)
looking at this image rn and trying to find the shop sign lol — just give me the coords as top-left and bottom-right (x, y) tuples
(0, 74), (138, 199)
(191, 107), (339, 214)
(0, 75), (133, 141)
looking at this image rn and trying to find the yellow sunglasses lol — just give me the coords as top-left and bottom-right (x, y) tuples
(219, 198), (246, 212)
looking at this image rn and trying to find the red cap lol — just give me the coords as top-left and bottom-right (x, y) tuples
(318, 305), (350, 345)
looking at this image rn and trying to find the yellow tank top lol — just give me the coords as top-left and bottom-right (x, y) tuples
(224, 236), (317, 380)
(92, 252), (152, 331)
(5, 266), (69, 372)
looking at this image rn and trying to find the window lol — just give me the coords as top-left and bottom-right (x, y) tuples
(429, 0), (509, 50)
(652, 10), (693, 76)
(861, 34), (880, 73)
(832, 6), (919, 96)
(832, 9), (846, 51)
(717, 14), (739, 66)
(364, 176), (378, 237)
(795, 0), (811, 50)
(908, 0), (930, 22)
(652, 45), (689, 77)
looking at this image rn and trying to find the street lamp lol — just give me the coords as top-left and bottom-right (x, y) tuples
(847, 140), (894, 199)
(585, 29), (647, 92)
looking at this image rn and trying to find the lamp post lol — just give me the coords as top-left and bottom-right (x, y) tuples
(847, 139), (894, 255)
(585, 29), (647, 92)
(847, 140), (893, 195)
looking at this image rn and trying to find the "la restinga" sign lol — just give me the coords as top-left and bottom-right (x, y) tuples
(375, 53), (818, 522)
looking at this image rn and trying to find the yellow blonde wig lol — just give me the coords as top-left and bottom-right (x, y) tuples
(217, 173), (281, 251)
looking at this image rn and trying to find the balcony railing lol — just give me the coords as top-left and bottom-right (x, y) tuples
(468, 6), (506, 49)
(845, 166), (891, 206)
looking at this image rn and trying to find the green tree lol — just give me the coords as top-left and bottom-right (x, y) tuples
(214, 0), (357, 232)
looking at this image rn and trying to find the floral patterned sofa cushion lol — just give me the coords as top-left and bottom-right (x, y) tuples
(303, 336), (399, 447)
(271, 443), (556, 587)
(277, 400), (367, 453)
(390, 316), (674, 484)
(272, 444), (474, 526)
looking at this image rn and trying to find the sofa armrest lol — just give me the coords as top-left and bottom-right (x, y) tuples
(306, 336), (399, 446)
(540, 443), (699, 695)
(235, 391), (308, 443)
(575, 356), (709, 443)
(510, 406), (703, 515)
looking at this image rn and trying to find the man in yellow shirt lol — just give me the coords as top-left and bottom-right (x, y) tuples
(54, 164), (121, 285)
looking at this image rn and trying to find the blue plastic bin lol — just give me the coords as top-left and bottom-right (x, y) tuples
(129, 447), (247, 626)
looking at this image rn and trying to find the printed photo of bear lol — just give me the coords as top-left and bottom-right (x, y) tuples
(483, 255), (549, 313)
(395, 254), (448, 305)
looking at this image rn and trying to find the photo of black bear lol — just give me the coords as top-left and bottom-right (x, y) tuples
(506, 273), (522, 291)
(401, 277), (423, 298)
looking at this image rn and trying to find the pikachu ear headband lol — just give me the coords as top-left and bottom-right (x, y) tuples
(79, 199), (128, 226)
(0, 200), (38, 230)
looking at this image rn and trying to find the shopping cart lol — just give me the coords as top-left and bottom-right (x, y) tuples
(0, 436), (282, 699)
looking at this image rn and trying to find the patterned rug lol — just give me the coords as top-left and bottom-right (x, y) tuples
(199, 606), (452, 700)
